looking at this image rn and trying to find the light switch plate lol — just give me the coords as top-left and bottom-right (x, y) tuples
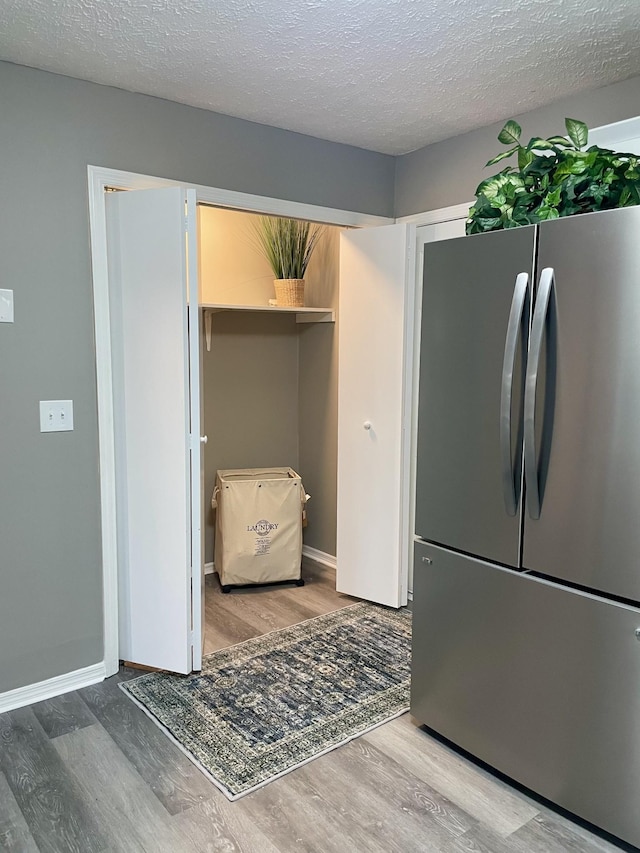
(40, 400), (74, 432)
(0, 289), (14, 323)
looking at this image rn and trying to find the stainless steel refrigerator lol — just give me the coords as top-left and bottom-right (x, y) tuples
(411, 204), (640, 849)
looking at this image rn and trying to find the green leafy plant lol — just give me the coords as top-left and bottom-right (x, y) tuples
(466, 118), (640, 234)
(254, 216), (323, 279)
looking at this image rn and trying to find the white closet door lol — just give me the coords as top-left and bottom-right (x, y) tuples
(337, 224), (415, 608)
(186, 191), (204, 671)
(107, 186), (201, 674)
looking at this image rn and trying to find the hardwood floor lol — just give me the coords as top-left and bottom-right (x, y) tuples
(203, 557), (355, 654)
(0, 560), (632, 852)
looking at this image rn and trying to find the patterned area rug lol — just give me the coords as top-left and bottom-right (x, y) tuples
(120, 602), (411, 799)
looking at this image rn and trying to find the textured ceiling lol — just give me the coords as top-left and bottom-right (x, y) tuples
(2, 0), (640, 154)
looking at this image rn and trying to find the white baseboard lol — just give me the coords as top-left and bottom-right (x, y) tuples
(205, 550), (335, 575)
(0, 661), (107, 714)
(302, 545), (336, 571)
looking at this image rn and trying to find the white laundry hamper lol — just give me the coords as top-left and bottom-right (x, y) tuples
(211, 468), (309, 592)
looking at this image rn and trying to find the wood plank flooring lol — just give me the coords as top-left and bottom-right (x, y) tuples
(203, 557), (354, 654)
(0, 560), (632, 852)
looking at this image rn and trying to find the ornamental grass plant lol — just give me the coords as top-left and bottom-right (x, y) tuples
(254, 216), (323, 280)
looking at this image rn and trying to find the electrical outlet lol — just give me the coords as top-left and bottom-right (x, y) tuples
(0, 289), (14, 323)
(40, 400), (74, 432)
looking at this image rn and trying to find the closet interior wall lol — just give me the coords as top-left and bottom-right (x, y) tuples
(198, 206), (341, 565)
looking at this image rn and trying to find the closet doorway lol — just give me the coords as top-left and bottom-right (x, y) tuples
(198, 203), (346, 657)
(91, 170), (413, 672)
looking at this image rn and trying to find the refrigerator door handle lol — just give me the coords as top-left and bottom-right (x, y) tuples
(500, 272), (529, 516)
(524, 267), (555, 520)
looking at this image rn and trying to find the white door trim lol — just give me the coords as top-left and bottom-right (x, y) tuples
(395, 201), (472, 226)
(88, 165), (393, 678)
(589, 116), (640, 150)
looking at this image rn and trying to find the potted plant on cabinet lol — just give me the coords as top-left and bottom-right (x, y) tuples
(254, 216), (323, 307)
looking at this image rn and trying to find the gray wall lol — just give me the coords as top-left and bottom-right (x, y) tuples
(203, 303), (340, 562)
(203, 313), (300, 562)
(0, 61), (393, 694)
(395, 74), (640, 217)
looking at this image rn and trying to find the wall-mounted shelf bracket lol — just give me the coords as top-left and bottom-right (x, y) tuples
(201, 304), (335, 351)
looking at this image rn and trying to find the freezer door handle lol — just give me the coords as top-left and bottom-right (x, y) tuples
(524, 267), (554, 519)
(500, 272), (529, 516)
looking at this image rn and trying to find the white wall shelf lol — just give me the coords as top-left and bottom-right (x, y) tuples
(201, 303), (335, 351)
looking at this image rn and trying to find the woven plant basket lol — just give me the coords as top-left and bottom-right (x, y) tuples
(274, 279), (305, 308)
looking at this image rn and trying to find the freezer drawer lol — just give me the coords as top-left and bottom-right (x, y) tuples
(411, 541), (640, 849)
